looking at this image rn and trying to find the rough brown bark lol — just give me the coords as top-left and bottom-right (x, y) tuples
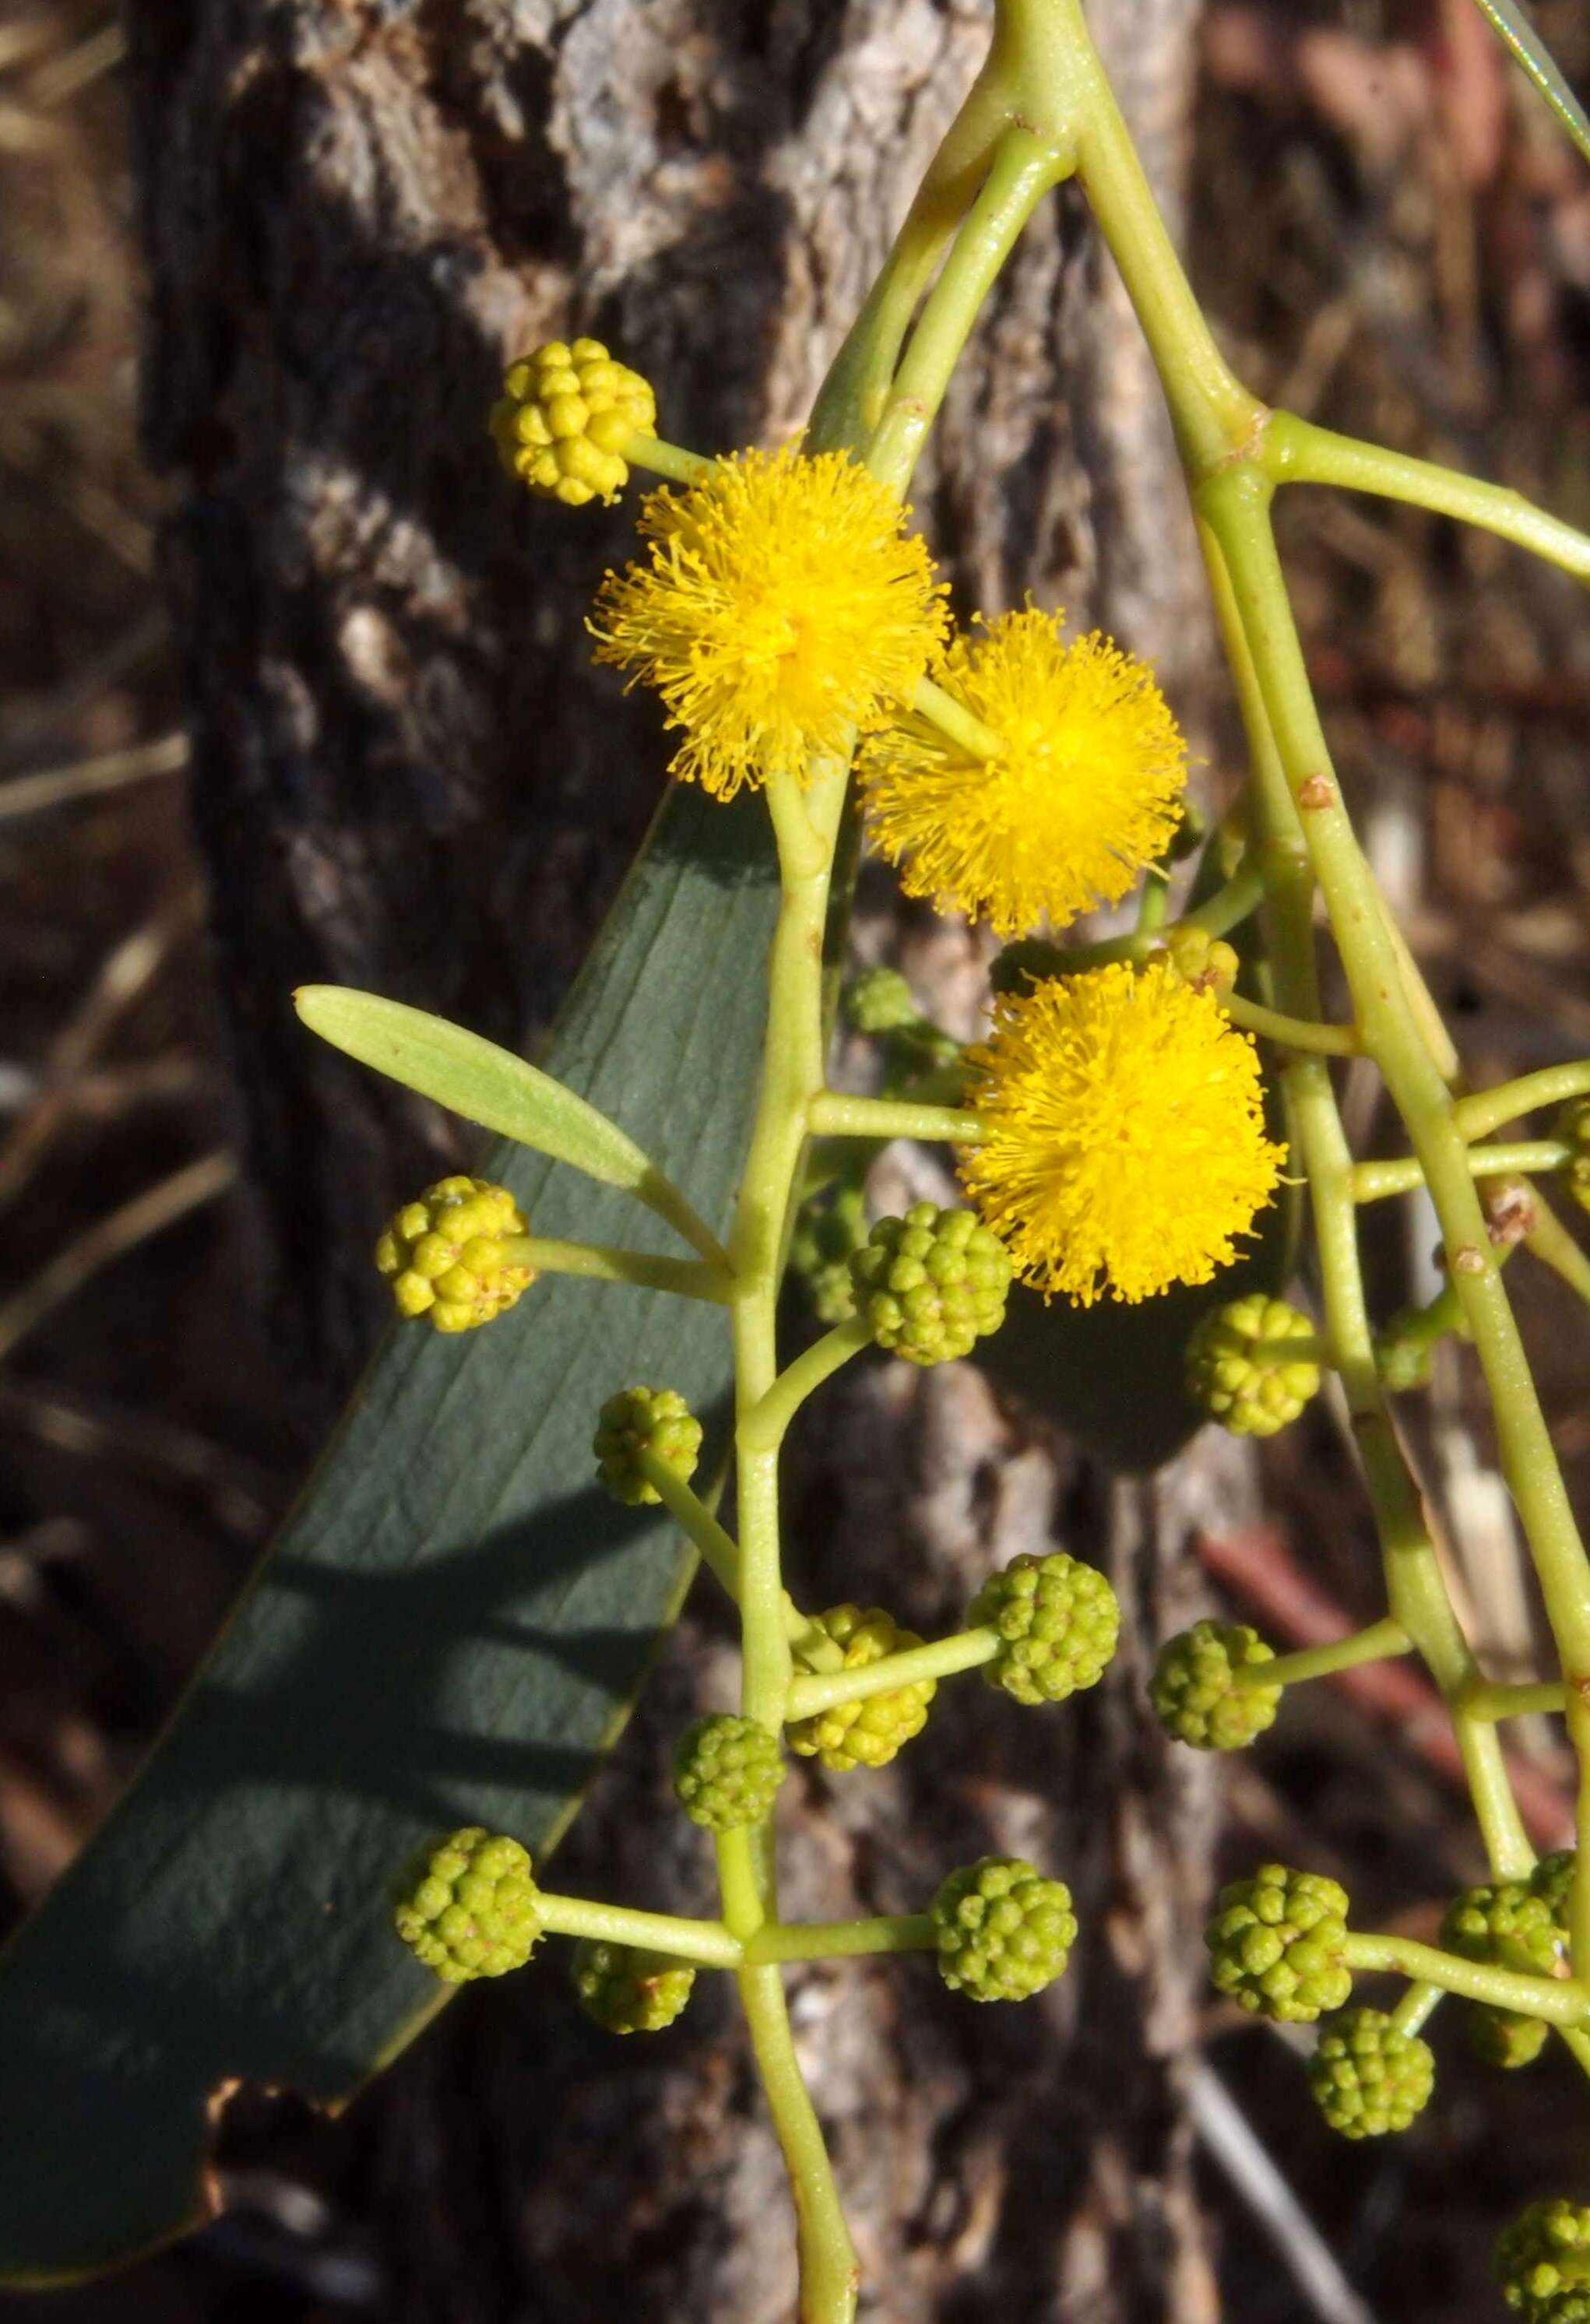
(128, 2), (1240, 2315)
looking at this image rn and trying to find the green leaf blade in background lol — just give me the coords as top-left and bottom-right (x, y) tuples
(0, 782), (777, 2285)
(1469, 0), (1590, 165)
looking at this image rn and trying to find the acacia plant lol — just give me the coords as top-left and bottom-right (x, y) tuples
(5, 0), (1588, 2313)
(284, 2), (1590, 2315)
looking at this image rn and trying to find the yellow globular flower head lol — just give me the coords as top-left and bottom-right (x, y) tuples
(959, 961), (1286, 1306)
(490, 339), (656, 507)
(589, 445), (948, 800)
(858, 607), (1187, 938)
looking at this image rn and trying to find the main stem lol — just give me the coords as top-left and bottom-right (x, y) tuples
(723, 763), (860, 2324)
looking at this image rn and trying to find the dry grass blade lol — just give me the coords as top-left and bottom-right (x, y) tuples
(0, 1148), (235, 1368)
(1191, 2066), (1381, 2324)
(0, 732), (187, 822)
(0, 891), (201, 1212)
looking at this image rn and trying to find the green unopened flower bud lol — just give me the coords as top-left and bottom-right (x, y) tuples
(1150, 1619), (1281, 1751)
(375, 1176), (534, 1333)
(1163, 923), (1239, 1000)
(1555, 1098), (1590, 1217)
(1205, 1864), (1353, 2023)
(966, 1551), (1120, 1705)
(930, 1855), (1077, 2002)
(786, 1604), (934, 1771)
(673, 1714), (784, 1832)
(1469, 2006), (1551, 2071)
(1186, 1293), (1321, 1436)
(1440, 1877), (1565, 1981)
(489, 338), (656, 506)
(1374, 1305), (1437, 1392)
(592, 1385), (702, 1507)
(788, 1196), (866, 1325)
(572, 1939), (695, 2034)
(844, 966), (920, 1035)
(1306, 2006), (1434, 2137)
(393, 1827), (542, 1983)
(1497, 2200), (1590, 2320)
(1532, 1850), (1578, 1922)
(850, 1202), (1011, 1366)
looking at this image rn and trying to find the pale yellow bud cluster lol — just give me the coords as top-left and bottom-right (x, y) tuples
(490, 339), (656, 507)
(375, 1176), (535, 1334)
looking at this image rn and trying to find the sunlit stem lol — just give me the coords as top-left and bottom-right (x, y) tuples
(501, 1236), (733, 1303)
(745, 1914), (937, 1967)
(1458, 1678), (1568, 1723)
(868, 127), (1073, 494)
(1260, 412), (1590, 584)
(912, 673), (1001, 760)
(786, 1629), (999, 1720)
(1455, 1063), (1590, 1141)
(1220, 993), (1359, 1055)
(1261, 1616), (1410, 1691)
(807, 1092), (988, 1144)
(635, 1451), (810, 1644)
(623, 433), (712, 487)
(742, 1320), (874, 1455)
(535, 1892), (744, 1967)
(1391, 1981), (1444, 2039)
(1351, 1142), (1572, 1204)
(1342, 1933), (1590, 2026)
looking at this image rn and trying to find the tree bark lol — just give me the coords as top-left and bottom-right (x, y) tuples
(129, 2), (1238, 2315)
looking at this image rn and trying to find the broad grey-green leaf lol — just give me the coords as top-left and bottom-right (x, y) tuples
(1468, 0), (1590, 165)
(0, 780), (777, 2284)
(294, 984), (720, 1258)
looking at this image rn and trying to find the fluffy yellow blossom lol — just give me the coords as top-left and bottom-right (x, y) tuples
(859, 608), (1186, 937)
(959, 961), (1285, 1306)
(589, 445), (948, 798)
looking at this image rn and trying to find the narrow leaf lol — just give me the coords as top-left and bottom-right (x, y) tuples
(295, 984), (660, 1196)
(1468, 0), (1590, 166)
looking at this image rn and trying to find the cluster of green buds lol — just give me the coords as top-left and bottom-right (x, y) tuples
(786, 1605), (936, 1771)
(967, 1550), (1120, 1706)
(849, 1203), (1011, 1366)
(842, 965), (963, 1074)
(488, 339), (656, 507)
(1205, 1864), (1353, 2023)
(674, 1714), (786, 1831)
(392, 1827), (543, 1983)
(930, 1856), (1077, 2002)
(1150, 1619), (1281, 1750)
(1557, 1098), (1590, 1216)
(1306, 2006), (1435, 2138)
(1184, 1294), (1322, 1437)
(1497, 2200), (1590, 2322)
(1443, 1858), (1571, 2069)
(592, 1384), (703, 1507)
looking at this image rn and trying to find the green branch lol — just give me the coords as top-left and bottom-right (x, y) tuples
(1261, 412), (1590, 585)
